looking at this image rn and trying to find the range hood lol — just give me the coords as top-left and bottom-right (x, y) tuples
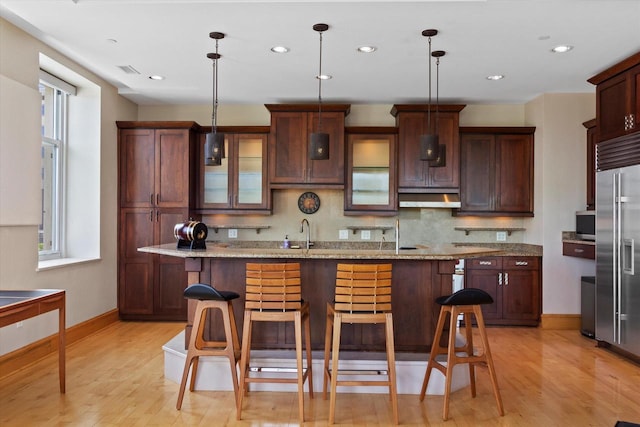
(398, 193), (461, 209)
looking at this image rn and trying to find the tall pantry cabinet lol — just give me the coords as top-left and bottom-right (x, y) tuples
(117, 122), (198, 320)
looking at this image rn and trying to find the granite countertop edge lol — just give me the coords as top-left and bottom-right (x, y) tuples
(139, 242), (542, 259)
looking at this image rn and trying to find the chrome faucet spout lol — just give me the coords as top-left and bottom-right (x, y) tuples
(395, 218), (400, 255)
(300, 218), (311, 250)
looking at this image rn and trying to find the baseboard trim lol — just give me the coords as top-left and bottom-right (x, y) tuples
(540, 314), (581, 330)
(0, 309), (119, 380)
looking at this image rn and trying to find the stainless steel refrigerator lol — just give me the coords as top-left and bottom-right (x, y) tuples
(596, 165), (640, 358)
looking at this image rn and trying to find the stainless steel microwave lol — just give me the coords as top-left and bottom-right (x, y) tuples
(576, 210), (596, 241)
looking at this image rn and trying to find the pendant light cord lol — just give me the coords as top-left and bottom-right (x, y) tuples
(435, 54), (439, 134)
(427, 35), (432, 133)
(317, 30), (323, 132)
(212, 38), (219, 134)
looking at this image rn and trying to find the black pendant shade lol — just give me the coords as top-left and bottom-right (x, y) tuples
(309, 132), (330, 160)
(204, 132), (224, 166)
(420, 134), (439, 161)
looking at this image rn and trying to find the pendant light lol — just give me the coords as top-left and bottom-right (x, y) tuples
(419, 29), (439, 161)
(309, 23), (330, 160)
(429, 49), (446, 167)
(204, 31), (225, 166)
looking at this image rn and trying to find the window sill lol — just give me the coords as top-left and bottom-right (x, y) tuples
(37, 257), (100, 271)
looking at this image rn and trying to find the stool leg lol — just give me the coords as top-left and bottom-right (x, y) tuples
(462, 311), (476, 398)
(473, 305), (504, 416)
(443, 306), (460, 421)
(385, 312), (399, 425)
(420, 306), (448, 401)
(323, 304), (334, 399)
(329, 312), (343, 425)
(294, 310), (305, 423)
(221, 301), (240, 408)
(303, 307), (314, 398)
(237, 310), (253, 420)
(177, 303), (204, 410)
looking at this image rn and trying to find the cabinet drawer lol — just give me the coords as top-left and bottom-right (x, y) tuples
(502, 256), (539, 270)
(562, 242), (595, 260)
(467, 257), (501, 269)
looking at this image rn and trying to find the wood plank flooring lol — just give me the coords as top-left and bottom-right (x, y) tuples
(1, 321), (639, 426)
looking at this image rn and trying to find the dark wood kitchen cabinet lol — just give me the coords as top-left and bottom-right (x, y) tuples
(588, 51), (640, 142)
(465, 256), (541, 326)
(117, 122), (198, 320)
(458, 127), (535, 216)
(583, 119), (597, 210)
(391, 104), (465, 193)
(194, 127), (271, 214)
(266, 104), (350, 188)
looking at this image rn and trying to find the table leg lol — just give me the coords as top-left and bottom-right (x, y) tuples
(59, 294), (66, 393)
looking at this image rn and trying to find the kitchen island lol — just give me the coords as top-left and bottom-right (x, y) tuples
(139, 242), (503, 353)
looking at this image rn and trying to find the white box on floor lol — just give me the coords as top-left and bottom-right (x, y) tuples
(163, 331), (470, 395)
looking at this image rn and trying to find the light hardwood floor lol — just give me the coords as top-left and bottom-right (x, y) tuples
(1, 321), (639, 426)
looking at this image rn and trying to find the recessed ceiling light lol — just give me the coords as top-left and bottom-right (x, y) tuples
(551, 45), (573, 53)
(271, 46), (290, 53)
(357, 46), (377, 53)
(148, 75), (165, 80)
(316, 74), (332, 80)
(486, 75), (504, 81)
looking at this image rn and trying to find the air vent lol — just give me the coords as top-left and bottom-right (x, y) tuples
(117, 65), (141, 75)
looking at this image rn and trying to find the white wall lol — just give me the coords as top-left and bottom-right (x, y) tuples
(0, 18), (137, 356)
(525, 93), (596, 314)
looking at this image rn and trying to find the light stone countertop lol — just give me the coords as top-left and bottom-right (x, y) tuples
(139, 242), (507, 260)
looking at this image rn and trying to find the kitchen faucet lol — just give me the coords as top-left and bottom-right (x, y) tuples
(395, 218), (400, 254)
(300, 218), (311, 250)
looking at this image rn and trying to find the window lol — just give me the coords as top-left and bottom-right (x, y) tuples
(39, 71), (75, 260)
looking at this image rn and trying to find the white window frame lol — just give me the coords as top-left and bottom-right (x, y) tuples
(39, 71), (75, 261)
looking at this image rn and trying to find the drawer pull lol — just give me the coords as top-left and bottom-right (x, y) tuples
(574, 248), (584, 253)
(515, 261), (529, 266)
(479, 261), (493, 265)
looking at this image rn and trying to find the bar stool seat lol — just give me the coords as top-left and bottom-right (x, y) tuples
(323, 263), (398, 425)
(176, 283), (241, 411)
(237, 263), (313, 423)
(419, 288), (504, 421)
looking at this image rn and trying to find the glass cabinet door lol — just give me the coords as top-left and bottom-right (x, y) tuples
(236, 136), (266, 206)
(345, 133), (397, 214)
(198, 132), (269, 211)
(203, 138), (230, 205)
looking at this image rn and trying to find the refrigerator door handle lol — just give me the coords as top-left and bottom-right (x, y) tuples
(614, 173), (621, 344)
(622, 238), (635, 276)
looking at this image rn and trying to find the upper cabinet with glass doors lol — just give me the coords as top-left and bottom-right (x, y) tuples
(195, 128), (271, 214)
(344, 129), (398, 215)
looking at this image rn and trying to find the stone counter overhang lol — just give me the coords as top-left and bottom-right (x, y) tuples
(138, 242), (542, 259)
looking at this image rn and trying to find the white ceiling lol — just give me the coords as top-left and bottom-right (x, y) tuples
(2, 0), (639, 106)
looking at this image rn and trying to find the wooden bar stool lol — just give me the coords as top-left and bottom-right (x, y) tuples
(176, 283), (241, 410)
(323, 263), (398, 425)
(419, 288), (504, 420)
(237, 262), (313, 423)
